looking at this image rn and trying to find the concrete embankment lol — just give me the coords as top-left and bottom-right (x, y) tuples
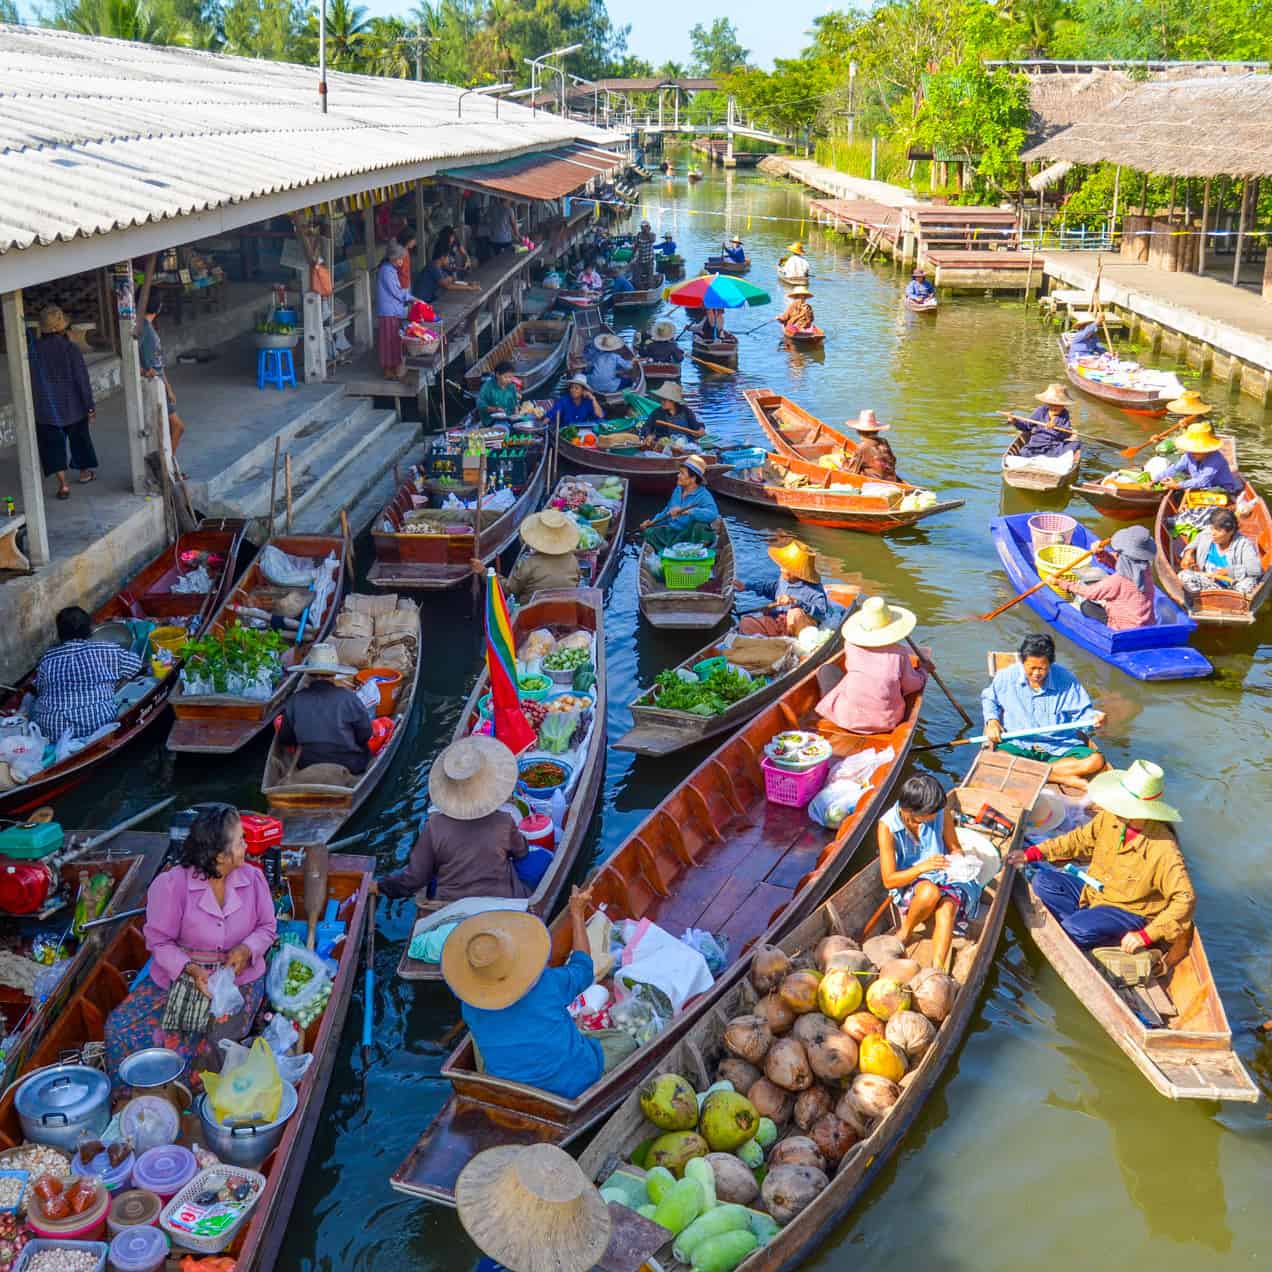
(758, 155), (915, 209)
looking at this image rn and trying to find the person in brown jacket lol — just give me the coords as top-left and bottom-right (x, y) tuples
(844, 410), (899, 482)
(1007, 760), (1194, 952)
(495, 509), (580, 604)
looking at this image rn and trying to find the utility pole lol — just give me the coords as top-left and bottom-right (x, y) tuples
(318, 0), (327, 112)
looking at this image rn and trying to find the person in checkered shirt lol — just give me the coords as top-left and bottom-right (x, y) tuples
(31, 606), (143, 740)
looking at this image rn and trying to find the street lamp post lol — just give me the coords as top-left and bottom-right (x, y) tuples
(847, 60), (857, 138)
(524, 43), (583, 116)
(457, 82), (514, 119)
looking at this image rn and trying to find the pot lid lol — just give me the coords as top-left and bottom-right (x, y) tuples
(16, 1064), (110, 1124)
(133, 1144), (197, 1193)
(118, 1047), (186, 1089)
(110, 1224), (170, 1270)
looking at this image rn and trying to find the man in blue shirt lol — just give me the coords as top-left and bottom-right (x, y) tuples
(737, 539), (829, 636)
(905, 268), (936, 303)
(1067, 321), (1106, 359)
(981, 633), (1107, 790)
(586, 332), (635, 393)
(544, 374), (603, 432)
(608, 268), (635, 295)
(656, 231), (677, 257)
(724, 234), (746, 264)
(1160, 415), (1242, 496)
(640, 453), (720, 551)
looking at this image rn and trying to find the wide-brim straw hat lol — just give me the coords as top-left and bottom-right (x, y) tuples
(1175, 419), (1223, 454)
(847, 409), (889, 434)
(730, 235), (744, 244)
(654, 381), (684, 404)
(566, 373), (590, 388)
(1111, 524), (1156, 562)
(787, 242), (805, 254)
(294, 641), (357, 677)
(768, 538), (820, 584)
(1087, 760), (1181, 823)
(842, 595), (916, 648)
(593, 332), (624, 352)
(456, 1143), (611, 1272)
(429, 735), (518, 821)
(680, 453), (710, 481)
(785, 285), (813, 299)
(39, 306), (68, 335)
(649, 318), (678, 341)
(1035, 384), (1074, 408)
(520, 508), (580, 555)
(442, 910), (552, 1010)
(1167, 389), (1212, 416)
(1028, 789), (1067, 835)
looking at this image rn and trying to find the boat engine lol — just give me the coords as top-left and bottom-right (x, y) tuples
(0, 820), (66, 917)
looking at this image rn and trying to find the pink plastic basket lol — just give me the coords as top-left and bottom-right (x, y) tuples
(761, 756), (830, 808)
(1027, 513), (1077, 554)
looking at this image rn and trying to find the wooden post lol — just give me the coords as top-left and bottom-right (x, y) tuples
(413, 181), (428, 275)
(2, 289), (49, 567)
(1108, 165), (1121, 245)
(267, 435), (281, 538)
(1198, 178), (1211, 275)
(114, 261), (149, 495)
(285, 453), (294, 532)
(1233, 180), (1251, 286)
(1024, 246), (1035, 305)
(1167, 175), (1177, 221)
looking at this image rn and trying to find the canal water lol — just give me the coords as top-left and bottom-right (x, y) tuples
(58, 160), (1272, 1268)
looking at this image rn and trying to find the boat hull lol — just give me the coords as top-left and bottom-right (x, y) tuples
(462, 319), (573, 398)
(637, 523), (735, 630)
(1074, 480), (1167, 520)
(1001, 435), (1081, 491)
(556, 437), (722, 496)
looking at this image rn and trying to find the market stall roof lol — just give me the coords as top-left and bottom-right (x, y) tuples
(439, 143), (625, 200)
(0, 25), (624, 288)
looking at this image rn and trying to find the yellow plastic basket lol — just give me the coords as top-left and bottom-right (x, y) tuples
(1035, 543), (1089, 596)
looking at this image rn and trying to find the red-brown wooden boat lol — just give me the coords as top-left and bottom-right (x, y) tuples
(390, 656), (926, 1206)
(746, 389), (856, 464)
(510, 475), (629, 592)
(1074, 435), (1238, 522)
(556, 434), (724, 496)
(1059, 334), (1180, 410)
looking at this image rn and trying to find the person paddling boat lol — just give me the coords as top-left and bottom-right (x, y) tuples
(1015, 384), (1078, 458)
(776, 285), (816, 337)
(736, 538), (828, 636)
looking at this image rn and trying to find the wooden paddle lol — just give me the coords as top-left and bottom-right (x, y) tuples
(975, 537), (1110, 622)
(1119, 416), (1191, 461)
(995, 412), (1122, 450)
(471, 454), (487, 604)
(906, 636), (973, 726)
(692, 355), (737, 375)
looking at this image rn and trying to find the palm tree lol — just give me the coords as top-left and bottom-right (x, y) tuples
(324, 0), (370, 69)
(363, 15), (413, 78)
(62, 0), (189, 43)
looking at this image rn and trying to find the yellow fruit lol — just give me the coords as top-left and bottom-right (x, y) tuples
(858, 1033), (907, 1083)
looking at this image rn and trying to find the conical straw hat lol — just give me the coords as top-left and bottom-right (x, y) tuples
(1166, 389), (1212, 416)
(428, 735), (517, 820)
(520, 509), (580, 555)
(767, 538), (820, 583)
(1174, 419), (1222, 454)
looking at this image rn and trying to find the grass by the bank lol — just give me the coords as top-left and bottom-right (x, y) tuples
(815, 137), (960, 199)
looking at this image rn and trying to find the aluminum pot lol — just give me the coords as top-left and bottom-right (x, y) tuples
(195, 1080), (297, 1169)
(15, 1064), (111, 1151)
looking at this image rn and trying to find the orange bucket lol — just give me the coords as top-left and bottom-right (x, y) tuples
(356, 668), (403, 715)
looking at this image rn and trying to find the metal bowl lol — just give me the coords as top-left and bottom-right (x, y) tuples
(118, 1047), (186, 1091)
(91, 620), (135, 650)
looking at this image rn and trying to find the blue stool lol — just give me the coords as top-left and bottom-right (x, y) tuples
(257, 347), (297, 390)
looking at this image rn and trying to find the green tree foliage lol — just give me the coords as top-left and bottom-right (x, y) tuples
(0, 0), (20, 18)
(688, 17), (749, 76)
(220, 0), (303, 59)
(51, 0), (194, 42)
(916, 61), (1031, 188)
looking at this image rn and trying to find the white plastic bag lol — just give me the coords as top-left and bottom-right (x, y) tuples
(208, 965), (245, 1020)
(0, 733), (46, 782)
(261, 1014), (299, 1058)
(614, 920), (714, 1014)
(266, 943), (333, 1016)
(829, 746), (894, 788)
(260, 546), (318, 588)
(807, 778), (868, 830)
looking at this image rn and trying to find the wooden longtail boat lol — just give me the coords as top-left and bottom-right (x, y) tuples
(746, 389), (856, 465)
(904, 294), (939, 313)
(577, 773), (1030, 1271)
(367, 440), (548, 591)
(611, 273), (665, 309)
(1153, 483), (1272, 625)
(166, 534), (345, 753)
(691, 335), (739, 366)
(1076, 436), (1237, 521)
(0, 855), (374, 1269)
(638, 357), (683, 383)
(390, 658), (926, 1205)
(1001, 434), (1081, 492)
(462, 319), (573, 397)
(703, 255), (750, 275)
(1059, 334), (1181, 410)
(396, 589), (607, 984)
(511, 475), (629, 592)
(568, 310), (648, 411)
(661, 254), (686, 279)
(638, 521), (736, 630)
(556, 435), (724, 497)
(709, 453), (963, 534)
(782, 326), (826, 348)
(261, 599), (421, 847)
(0, 521), (245, 814)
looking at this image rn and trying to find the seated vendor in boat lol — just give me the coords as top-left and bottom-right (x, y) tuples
(1016, 384), (1078, 457)
(31, 605), (143, 743)
(694, 308), (733, 343)
(981, 633), (1107, 790)
(104, 804), (277, 1084)
(1179, 507), (1263, 598)
(544, 374), (603, 432)
(905, 268), (935, 303)
(638, 318), (685, 366)
(1068, 321), (1106, 359)
(776, 286), (816, 336)
(642, 382), (703, 444)
(476, 361), (520, 424)
(376, 736), (533, 904)
(441, 888), (638, 1098)
(1159, 410), (1242, 497)
(1007, 760), (1194, 954)
(736, 539), (827, 636)
(587, 333), (636, 394)
(640, 454), (719, 551)
(723, 234), (746, 264)
(779, 242), (810, 280)
(656, 231), (678, 257)
(277, 642), (372, 777)
(608, 268), (635, 296)
(816, 596), (927, 734)
(577, 261), (604, 294)
(844, 410), (898, 481)
(498, 510), (581, 604)
(1055, 525), (1157, 631)
(879, 774), (975, 971)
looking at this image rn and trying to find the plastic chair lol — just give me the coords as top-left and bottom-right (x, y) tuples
(257, 347), (297, 390)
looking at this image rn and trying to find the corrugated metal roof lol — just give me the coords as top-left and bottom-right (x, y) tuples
(0, 25), (626, 257)
(440, 143), (624, 199)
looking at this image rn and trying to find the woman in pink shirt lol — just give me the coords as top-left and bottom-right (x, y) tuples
(105, 806), (277, 1085)
(1058, 524), (1157, 631)
(816, 596), (928, 734)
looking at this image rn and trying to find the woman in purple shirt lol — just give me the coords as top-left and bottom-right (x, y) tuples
(105, 806), (277, 1085)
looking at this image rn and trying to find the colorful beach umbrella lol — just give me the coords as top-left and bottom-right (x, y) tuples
(665, 274), (771, 309)
(484, 568), (536, 756)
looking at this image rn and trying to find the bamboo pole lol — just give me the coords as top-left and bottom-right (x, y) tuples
(284, 453), (293, 532)
(267, 436), (281, 538)
(1233, 180), (1251, 286)
(1198, 178), (1211, 275)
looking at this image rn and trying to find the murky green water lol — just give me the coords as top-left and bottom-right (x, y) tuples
(57, 161), (1272, 1268)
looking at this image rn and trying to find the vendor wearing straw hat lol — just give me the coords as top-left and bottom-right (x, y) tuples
(1159, 403), (1243, 496)
(543, 374), (603, 432)
(737, 538), (828, 636)
(637, 317), (684, 366)
(1014, 384), (1077, 459)
(376, 736), (531, 904)
(1054, 524), (1157, 630)
(815, 596), (928, 734)
(656, 230), (678, 258)
(640, 453), (719, 552)
(779, 241), (810, 281)
(277, 642), (372, 776)
(724, 233), (747, 265)
(776, 285), (816, 336)
(642, 381), (703, 444)
(586, 332), (636, 395)
(498, 509), (581, 604)
(845, 409), (899, 481)
(1007, 760), (1195, 954)
(905, 268), (935, 304)
(441, 885), (638, 1097)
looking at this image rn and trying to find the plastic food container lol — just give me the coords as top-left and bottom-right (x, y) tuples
(355, 668), (402, 715)
(71, 1149), (134, 1193)
(146, 626), (189, 659)
(14, 1239), (109, 1272)
(518, 813), (555, 852)
(159, 1165), (266, 1256)
(26, 1179), (110, 1241)
(517, 676), (553, 702)
(131, 1146), (196, 1201)
(761, 755), (830, 808)
(661, 554), (715, 591)
(108, 1223), (169, 1272)
(107, 1189), (163, 1235)
(118, 1097), (179, 1155)
(516, 758), (571, 799)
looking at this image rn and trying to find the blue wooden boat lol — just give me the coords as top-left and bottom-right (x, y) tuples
(989, 513), (1212, 681)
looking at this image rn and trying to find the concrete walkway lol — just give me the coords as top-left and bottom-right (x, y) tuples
(759, 155), (918, 210)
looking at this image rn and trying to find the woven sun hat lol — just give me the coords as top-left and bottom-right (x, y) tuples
(730, 234), (744, 244)
(679, 453), (710, 481)
(428, 735), (518, 821)
(520, 508), (580, 556)
(1111, 524), (1156, 562)
(767, 538), (820, 584)
(455, 1143), (611, 1272)
(653, 380), (684, 404)
(441, 910), (552, 1011)
(662, 231), (674, 240)
(566, 372), (590, 388)
(1166, 389), (1212, 416)
(785, 285), (813, 299)
(787, 241), (805, 254)
(650, 318), (678, 341)
(1174, 418), (1223, 454)
(39, 306), (69, 335)
(1035, 383), (1074, 408)
(294, 642), (357, 677)
(593, 332), (624, 352)
(1086, 759), (1181, 823)
(847, 408), (889, 434)
(841, 595), (916, 648)
(911, 267), (927, 277)
(1028, 789), (1067, 835)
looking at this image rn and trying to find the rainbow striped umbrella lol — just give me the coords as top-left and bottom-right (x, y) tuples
(484, 568), (536, 756)
(665, 273), (771, 309)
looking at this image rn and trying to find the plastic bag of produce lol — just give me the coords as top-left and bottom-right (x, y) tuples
(537, 711), (577, 755)
(681, 928), (729, 976)
(207, 965), (245, 1020)
(807, 777), (868, 829)
(201, 1036), (282, 1125)
(266, 943), (334, 1025)
(259, 546), (318, 588)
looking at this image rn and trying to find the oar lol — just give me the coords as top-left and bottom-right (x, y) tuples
(471, 453), (487, 604)
(905, 637), (972, 726)
(692, 355), (737, 375)
(76, 796), (177, 852)
(994, 412), (1122, 450)
(739, 319), (776, 336)
(975, 537), (1109, 622)
(361, 894), (377, 1064)
(914, 716), (1100, 753)
(1119, 416), (1191, 461)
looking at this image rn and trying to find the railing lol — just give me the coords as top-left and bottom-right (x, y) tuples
(1020, 227), (1116, 253)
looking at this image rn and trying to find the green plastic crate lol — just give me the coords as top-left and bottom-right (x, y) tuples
(662, 557), (715, 590)
(0, 822), (64, 859)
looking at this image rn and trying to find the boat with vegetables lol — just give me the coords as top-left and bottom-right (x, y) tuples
(513, 475), (630, 591)
(0, 519), (245, 815)
(1074, 438), (1236, 521)
(462, 318), (573, 398)
(557, 429), (724, 496)
(166, 533), (345, 754)
(1059, 333), (1182, 412)
(391, 655), (926, 1205)
(397, 590), (607, 984)
(575, 762), (1029, 1272)
(638, 523), (737, 631)
(0, 853), (374, 1271)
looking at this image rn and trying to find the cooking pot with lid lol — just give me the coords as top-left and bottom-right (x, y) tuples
(15, 1063), (111, 1150)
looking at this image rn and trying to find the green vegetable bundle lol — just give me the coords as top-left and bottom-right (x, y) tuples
(649, 664), (759, 716)
(537, 711), (578, 755)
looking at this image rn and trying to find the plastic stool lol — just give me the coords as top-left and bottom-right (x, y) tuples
(257, 347), (297, 390)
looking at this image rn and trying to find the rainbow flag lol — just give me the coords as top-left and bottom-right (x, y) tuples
(485, 569), (536, 756)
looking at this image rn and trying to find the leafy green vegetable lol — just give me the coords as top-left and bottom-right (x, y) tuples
(538, 712), (577, 755)
(543, 646), (590, 671)
(648, 665), (760, 715)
